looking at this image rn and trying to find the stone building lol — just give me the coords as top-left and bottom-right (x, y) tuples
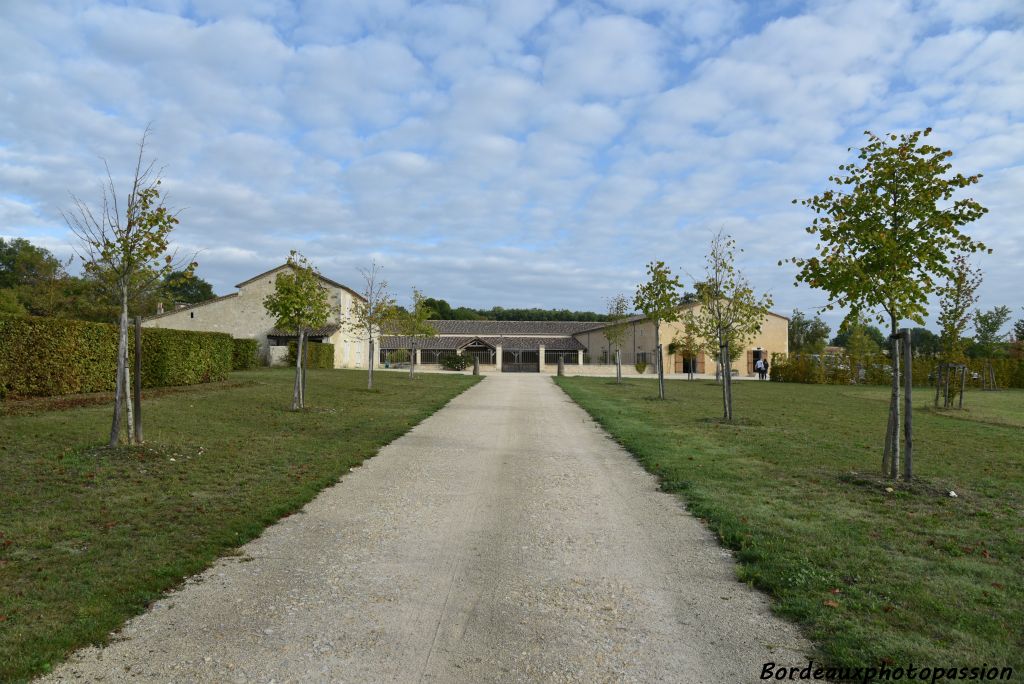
(142, 264), (368, 368)
(380, 303), (788, 376)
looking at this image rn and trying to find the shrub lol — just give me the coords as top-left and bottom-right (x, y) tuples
(0, 314), (232, 398)
(634, 360), (648, 374)
(287, 340), (335, 369)
(441, 354), (470, 371)
(232, 338), (260, 370)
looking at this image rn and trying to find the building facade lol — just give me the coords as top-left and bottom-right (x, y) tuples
(380, 303), (788, 376)
(142, 264), (368, 369)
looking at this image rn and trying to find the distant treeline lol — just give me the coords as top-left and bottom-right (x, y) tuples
(422, 298), (611, 322)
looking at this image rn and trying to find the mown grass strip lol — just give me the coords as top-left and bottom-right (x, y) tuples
(0, 368), (479, 682)
(555, 377), (1023, 673)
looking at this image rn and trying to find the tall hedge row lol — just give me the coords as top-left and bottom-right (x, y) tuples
(232, 338), (260, 370)
(0, 314), (235, 399)
(287, 340), (335, 369)
(770, 352), (1024, 389)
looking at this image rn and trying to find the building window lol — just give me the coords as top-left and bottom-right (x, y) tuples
(190, 311), (194, 318)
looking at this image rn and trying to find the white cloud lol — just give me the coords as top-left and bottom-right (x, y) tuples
(0, 0), (1020, 332)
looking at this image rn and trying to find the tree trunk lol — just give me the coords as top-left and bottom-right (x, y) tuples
(902, 329), (912, 481)
(133, 316), (143, 444)
(123, 336), (134, 444)
(933, 362), (943, 407)
(367, 338), (375, 390)
(720, 343), (728, 419)
(409, 342), (415, 380)
(883, 320), (901, 479)
(655, 321), (665, 399)
(109, 292), (128, 447)
(615, 348), (622, 384)
(724, 339), (733, 421)
(959, 365), (966, 408)
(292, 331), (304, 410)
(301, 332), (308, 407)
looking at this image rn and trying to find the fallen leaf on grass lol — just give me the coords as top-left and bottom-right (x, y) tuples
(829, 588), (842, 594)
(823, 600), (840, 608)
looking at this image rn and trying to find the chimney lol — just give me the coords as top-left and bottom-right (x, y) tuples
(156, 302), (164, 315)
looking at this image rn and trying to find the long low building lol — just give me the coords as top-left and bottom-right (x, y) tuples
(381, 305), (789, 376)
(143, 263), (789, 376)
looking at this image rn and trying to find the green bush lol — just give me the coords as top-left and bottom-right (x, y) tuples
(770, 350), (1024, 389)
(0, 314), (233, 399)
(441, 354), (470, 371)
(287, 340), (335, 369)
(634, 360), (648, 374)
(232, 338), (260, 370)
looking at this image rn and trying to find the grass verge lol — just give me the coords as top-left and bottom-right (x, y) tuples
(0, 368), (479, 682)
(555, 377), (1023, 673)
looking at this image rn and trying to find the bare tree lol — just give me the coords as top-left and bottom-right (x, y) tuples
(63, 127), (194, 446)
(604, 294), (630, 383)
(350, 261), (395, 390)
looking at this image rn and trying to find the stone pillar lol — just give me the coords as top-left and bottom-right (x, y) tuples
(538, 344), (546, 373)
(415, 348), (421, 366)
(577, 349), (584, 365)
(495, 344), (503, 371)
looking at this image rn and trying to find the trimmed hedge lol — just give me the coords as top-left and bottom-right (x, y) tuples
(770, 351), (1024, 389)
(287, 340), (335, 369)
(232, 338), (260, 370)
(0, 314), (234, 399)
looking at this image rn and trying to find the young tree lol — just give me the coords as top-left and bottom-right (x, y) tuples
(604, 293), (631, 383)
(396, 288), (437, 379)
(263, 252), (331, 410)
(788, 309), (831, 354)
(350, 261), (395, 390)
(1013, 317), (1024, 344)
(63, 128), (194, 447)
(684, 231), (773, 420)
(841, 314), (882, 383)
(935, 256), (981, 405)
(634, 261), (683, 399)
(669, 327), (702, 380)
(787, 128), (989, 479)
(973, 305), (1011, 389)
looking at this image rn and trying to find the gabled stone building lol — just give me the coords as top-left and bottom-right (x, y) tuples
(142, 264), (368, 368)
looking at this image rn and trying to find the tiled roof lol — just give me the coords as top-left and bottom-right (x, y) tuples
(427, 320), (599, 335)
(268, 323), (342, 337)
(380, 335), (585, 351)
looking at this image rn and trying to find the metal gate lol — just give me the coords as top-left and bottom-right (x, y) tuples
(502, 349), (539, 373)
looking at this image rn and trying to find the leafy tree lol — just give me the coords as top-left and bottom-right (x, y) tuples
(669, 327), (702, 380)
(937, 255), (981, 366)
(787, 128), (989, 479)
(63, 128), (195, 446)
(350, 261), (396, 390)
(634, 260), (683, 399)
(422, 297), (452, 319)
(840, 314), (882, 382)
(0, 288), (27, 316)
(1014, 317), (1024, 343)
(909, 328), (940, 357)
(263, 252), (331, 410)
(164, 270), (215, 303)
(684, 231), (773, 420)
(973, 306), (1011, 358)
(396, 288), (438, 379)
(603, 294), (631, 383)
(0, 237), (66, 290)
(788, 309), (831, 354)
(831, 323), (886, 349)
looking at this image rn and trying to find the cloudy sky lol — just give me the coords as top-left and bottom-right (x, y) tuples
(2, 0), (1022, 330)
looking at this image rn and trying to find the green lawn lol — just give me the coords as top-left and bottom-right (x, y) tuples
(0, 368), (478, 682)
(555, 377), (1023, 673)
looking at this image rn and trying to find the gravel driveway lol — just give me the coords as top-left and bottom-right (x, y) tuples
(42, 374), (807, 683)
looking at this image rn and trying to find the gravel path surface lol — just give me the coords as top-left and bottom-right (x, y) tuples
(41, 374), (808, 683)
